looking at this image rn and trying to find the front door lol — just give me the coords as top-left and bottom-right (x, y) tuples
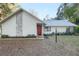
(37, 23), (42, 36)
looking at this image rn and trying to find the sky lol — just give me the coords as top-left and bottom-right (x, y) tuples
(20, 3), (60, 20)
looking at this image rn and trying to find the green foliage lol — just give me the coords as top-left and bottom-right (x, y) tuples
(0, 3), (11, 14)
(0, 3), (16, 20)
(1, 35), (9, 38)
(57, 3), (79, 24)
(64, 7), (77, 19)
(75, 25), (79, 33)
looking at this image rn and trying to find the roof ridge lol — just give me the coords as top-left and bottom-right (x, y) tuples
(0, 7), (43, 24)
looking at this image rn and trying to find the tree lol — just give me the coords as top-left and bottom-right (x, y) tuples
(64, 6), (77, 22)
(0, 3), (17, 20)
(56, 3), (67, 19)
(57, 3), (79, 24)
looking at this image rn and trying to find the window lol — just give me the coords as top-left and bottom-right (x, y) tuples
(45, 26), (51, 31)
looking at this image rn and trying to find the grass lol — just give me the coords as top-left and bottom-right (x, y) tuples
(48, 35), (79, 55)
(0, 35), (79, 56)
(57, 35), (79, 47)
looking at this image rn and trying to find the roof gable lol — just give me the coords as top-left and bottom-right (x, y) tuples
(0, 8), (43, 24)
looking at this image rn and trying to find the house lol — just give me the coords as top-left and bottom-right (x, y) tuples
(0, 8), (44, 38)
(44, 19), (77, 34)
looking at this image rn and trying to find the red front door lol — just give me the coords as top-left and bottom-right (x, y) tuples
(37, 23), (42, 36)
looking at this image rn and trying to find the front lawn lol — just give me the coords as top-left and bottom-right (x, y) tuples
(49, 35), (79, 47)
(0, 35), (79, 56)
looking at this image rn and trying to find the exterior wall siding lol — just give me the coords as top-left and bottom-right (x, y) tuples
(44, 26), (67, 34)
(2, 15), (16, 36)
(1, 10), (43, 37)
(69, 27), (74, 33)
(22, 11), (42, 36)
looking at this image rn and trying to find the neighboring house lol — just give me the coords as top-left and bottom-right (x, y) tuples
(0, 8), (44, 38)
(44, 19), (77, 34)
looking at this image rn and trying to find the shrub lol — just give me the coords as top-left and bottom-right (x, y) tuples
(26, 34), (36, 38)
(44, 32), (74, 36)
(74, 26), (79, 35)
(44, 33), (54, 36)
(1, 35), (9, 38)
(75, 25), (79, 33)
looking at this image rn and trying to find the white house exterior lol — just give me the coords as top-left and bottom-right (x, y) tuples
(0, 8), (44, 38)
(44, 19), (77, 34)
(0, 7), (77, 38)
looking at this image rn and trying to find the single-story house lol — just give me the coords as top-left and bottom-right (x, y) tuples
(44, 19), (77, 34)
(0, 8), (44, 38)
(0, 7), (77, 38)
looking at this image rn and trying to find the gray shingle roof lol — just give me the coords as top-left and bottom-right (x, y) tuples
(44, 19), (77, 27)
